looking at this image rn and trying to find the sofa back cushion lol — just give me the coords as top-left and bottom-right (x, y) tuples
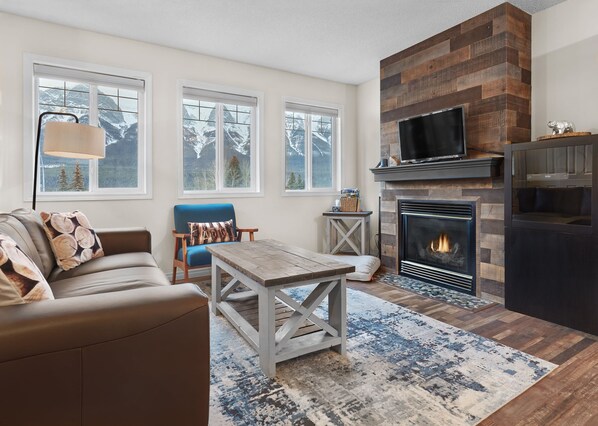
(10, 209), (56, 278)
(0, 214), (45, 274)
(0, 233), (54, 306)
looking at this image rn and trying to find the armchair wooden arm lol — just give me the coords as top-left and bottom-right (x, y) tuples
(236, 227), (259, 242)
(172, 230), (191, 284)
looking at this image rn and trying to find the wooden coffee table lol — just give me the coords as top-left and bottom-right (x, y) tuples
(207, 239), (355, 377)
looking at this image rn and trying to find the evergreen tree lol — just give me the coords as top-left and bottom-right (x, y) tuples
(58, 166), (69, 191)
(71, 162), (85, 191)
(286, 172), (297, 190)
(296, 173), (304, 189)
(225, 156), (242, 188)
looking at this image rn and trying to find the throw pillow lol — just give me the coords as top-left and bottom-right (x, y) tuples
(188, 220), (235, 246)
(40, 211), (104, 271)
(0, 234), (54, 306)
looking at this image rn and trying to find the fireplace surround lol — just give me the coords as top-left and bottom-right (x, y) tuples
(399, 200), (477, 295)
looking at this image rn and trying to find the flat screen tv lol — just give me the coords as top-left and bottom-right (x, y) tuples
(398, 106), (466, 163)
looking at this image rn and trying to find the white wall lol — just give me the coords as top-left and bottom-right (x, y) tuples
(0, 13), (357, 274)
(532, 0), (598, 138)
(356, 78), (381, 254)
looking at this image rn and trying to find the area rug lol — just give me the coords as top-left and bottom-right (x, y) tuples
(374, 272), (496, 311)
(209, 287), (555, 425)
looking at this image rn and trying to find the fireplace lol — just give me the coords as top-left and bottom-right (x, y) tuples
(399, 200), (476, 295)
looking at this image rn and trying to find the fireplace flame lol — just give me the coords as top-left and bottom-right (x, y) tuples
(430, 233), (451, 253)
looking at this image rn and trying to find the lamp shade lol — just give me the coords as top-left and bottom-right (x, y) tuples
(43, 121), (105, 159)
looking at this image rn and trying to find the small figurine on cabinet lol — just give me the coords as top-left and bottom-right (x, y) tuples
(547, 120), (575, 135)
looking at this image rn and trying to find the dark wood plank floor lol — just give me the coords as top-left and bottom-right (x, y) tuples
(197, 278), (598, 425)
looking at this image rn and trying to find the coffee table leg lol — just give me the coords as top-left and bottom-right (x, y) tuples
(211, 260), (221, 316)
(329, 275), (347, 355)
(258, 287), (276, 378)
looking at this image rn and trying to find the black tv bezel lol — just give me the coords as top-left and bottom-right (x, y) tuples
(397, 106), (467, 164)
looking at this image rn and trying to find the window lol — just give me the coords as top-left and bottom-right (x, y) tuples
(181, 85), (260, 195)
(24, 57), (150, 200)
(284, 101), (339, 193)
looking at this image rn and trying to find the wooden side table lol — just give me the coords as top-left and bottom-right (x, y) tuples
(323, 211), (372, 256)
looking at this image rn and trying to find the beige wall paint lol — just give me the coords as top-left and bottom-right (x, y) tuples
(532, 0), (598, 138)
(0, 13), (357, 275)
(356, 78), (381, 254)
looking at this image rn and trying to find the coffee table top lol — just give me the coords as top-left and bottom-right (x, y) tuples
(206, 239), (355, 287)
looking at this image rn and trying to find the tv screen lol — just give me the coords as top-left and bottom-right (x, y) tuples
(398, 106), (466, 163)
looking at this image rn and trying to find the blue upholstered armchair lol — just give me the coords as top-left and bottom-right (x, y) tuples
(172, 203), (258, 284)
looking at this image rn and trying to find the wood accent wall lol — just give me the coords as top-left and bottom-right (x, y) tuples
(378, 3), (531, 303)
(380, 2), (531, 158)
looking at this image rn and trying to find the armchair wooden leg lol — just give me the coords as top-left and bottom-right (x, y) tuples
(184, 265), (189, 282)
(172, 266), (177, 285)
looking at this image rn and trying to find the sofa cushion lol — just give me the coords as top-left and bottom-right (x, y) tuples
(41, 211), (104, 271)
(10, 209), (57, 278)
(0, 234), (54, 306)
(49, 267), (170, 299)
(178, 242), (236, 267)
(49, 252), (158, 282)
(188, 220), (235, 246)
(0, 214), (44, 273)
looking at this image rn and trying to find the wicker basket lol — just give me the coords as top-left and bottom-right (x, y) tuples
(340, 197), (359, 212)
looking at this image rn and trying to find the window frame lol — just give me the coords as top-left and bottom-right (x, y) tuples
(282, 97), (342, 196)
(23, 54), (152, 202)
(177, 80), (264, 198)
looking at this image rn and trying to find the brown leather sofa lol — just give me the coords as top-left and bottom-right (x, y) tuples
(0, 209), (210, 426)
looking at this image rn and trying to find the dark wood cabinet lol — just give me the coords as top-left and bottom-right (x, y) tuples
(504, 135), (598, 335)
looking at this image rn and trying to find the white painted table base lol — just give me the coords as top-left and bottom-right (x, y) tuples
(211, 257), (347, 378)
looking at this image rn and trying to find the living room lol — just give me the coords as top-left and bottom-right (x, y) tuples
(1, 0), (597, 424)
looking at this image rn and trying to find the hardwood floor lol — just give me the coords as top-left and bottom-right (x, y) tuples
(198, 277), (598, 425)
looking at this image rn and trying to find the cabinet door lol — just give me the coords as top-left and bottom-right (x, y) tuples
(506, 227), (596, 334)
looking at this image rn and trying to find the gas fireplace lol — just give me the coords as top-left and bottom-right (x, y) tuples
(399, 200), (476, 295)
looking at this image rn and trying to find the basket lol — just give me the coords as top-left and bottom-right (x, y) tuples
(340, 197), (359, 212)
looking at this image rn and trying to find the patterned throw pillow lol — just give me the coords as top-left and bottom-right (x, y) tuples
(0, 234), (54, 306)
(40, 211), (104, 271)
(188, 220), (236, 246)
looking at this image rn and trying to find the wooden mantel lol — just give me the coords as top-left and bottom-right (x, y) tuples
(370, 157), (502, 182)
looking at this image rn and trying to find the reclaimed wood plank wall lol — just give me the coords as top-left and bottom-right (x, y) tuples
(378, 3), (531, 302)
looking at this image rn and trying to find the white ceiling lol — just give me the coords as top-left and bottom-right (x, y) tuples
(0, 0), (565, 85)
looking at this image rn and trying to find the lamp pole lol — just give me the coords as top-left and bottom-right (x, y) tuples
(32, 111), (79, 211)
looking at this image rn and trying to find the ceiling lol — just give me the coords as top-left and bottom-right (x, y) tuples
(0, 0), (565, 85)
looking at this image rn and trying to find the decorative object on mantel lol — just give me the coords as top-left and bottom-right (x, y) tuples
(340, 188), (360, 212)
(388, 155), (400, 166)
(548, 120), (575, 135)
(537, 120), (591, 141)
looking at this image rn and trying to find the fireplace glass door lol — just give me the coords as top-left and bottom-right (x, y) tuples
(403, 216), (472, 275)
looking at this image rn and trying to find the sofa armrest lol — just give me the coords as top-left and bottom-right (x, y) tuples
(96, 227), (151, 255)
(0, 284), (210, 426)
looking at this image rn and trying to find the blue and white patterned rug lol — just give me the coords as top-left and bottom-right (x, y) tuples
(209, 287), (555, 425)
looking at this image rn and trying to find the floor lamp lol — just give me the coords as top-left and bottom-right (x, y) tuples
(32, 111), (106, 210)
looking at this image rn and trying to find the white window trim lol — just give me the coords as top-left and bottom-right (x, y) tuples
(177, 79), (264, 199)
(282, 96), (342, 197)
(22, 54), (153, 202)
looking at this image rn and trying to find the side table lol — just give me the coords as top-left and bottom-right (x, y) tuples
(323, 211), (372, 256)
